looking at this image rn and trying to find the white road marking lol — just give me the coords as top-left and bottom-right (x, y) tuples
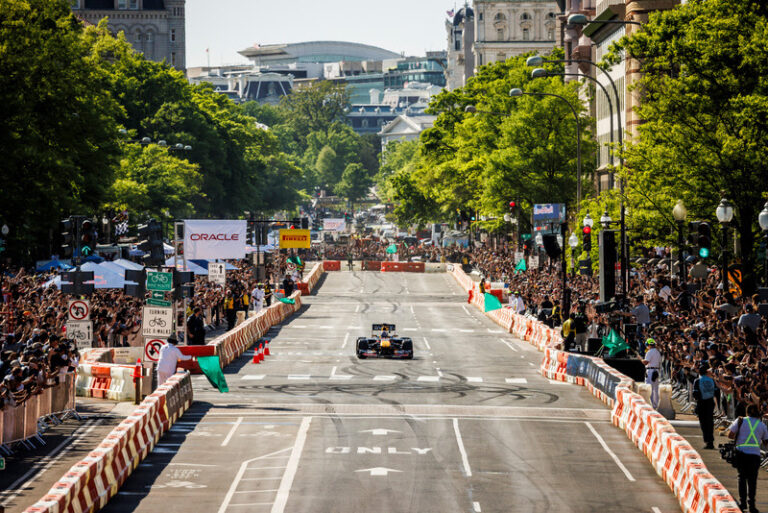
(373, 375), (396, 381)
(453, 418), (472, 477)
(355, 467), (402, 476)
(506, 378), (528, 384)
(487, 329), (504, 333)
(651, 508), (662, 513)
(241, 375), (265, 380)
(431, 328), (447, 332)
(354, 305), (360, 313)
(585, 422), (636, 482)
(341, 333), (349, 349)
(320, 325), (333, 329)
(459, 329), (474, 333)
(347, 326), (362, 330)
(548, 380), (571, 385)
(528, 362), (535, 366)
(423, 337), (432, 350)
(360, 429), (401, 436)
(289, 325), (306, 328)
(436, 368), (444, 377)
(233, 489), (279, 493)
(167, 463), (219, 467)
(461, 305), (472, 316)
(0, 419), (101, 504)
(271, 417), (312, 513)
(499, 338), (518, 352)
(329, 366), (353, 380)
(473, 502), (482, 512)
(466, 377), (483, 383)
(221, 417), (243, 447)
(417, 376), (440, 382)
(287, 375), (311, 380)
(402, 328), (417, 331)
(229, 502), (274, 507)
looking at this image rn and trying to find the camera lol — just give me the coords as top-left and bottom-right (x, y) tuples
(719, 442), (738, 467)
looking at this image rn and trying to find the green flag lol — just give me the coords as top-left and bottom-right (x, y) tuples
(279, 297), (296, 305)
(197, 356), (229, 393)
(514, 259), (527, 274)
(601, 329), (630, 357)
(484, 293), (503, 313)
(287, 256), (302, 266)
(385, 244), (398, 254)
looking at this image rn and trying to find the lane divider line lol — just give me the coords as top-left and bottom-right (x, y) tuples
(423, 337), (432, 350)
(341, 333), (349, 350)
(499, 338), (518, 352)
(217, 447), (293, 513)
(473, 501), (482, 512)
(585, 421), (636, 482)
(271, 416), (313, 513)
(221, 416), (243, 447)
(453, 418), (472, 478)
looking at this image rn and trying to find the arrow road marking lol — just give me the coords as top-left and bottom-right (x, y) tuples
(355, 467), (402, 477)
(359, 429), (401, 436)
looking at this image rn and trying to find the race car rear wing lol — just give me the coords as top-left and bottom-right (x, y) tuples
(372, 323), (396, 334)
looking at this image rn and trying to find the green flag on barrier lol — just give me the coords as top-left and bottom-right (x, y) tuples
(287, 256), (302, 266)
(197, 356), (229, 393)
(484, 293), (502, 313)
(279, 297), (295, 305)
(514, 259), (527, 274)
(601, 329), (630, 357)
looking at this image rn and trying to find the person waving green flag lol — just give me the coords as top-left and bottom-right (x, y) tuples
(197, 356), (229, 393)
(287, 255), (302, 266)
(385, 244), (398, 254)
(514, 259), (527, 274)
(484, 293), (502, 313)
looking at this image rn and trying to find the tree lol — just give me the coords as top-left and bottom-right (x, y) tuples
(0, 0), (122, 260)
(334, 163), (373, 206)
(611, 0), (768, 293)
(280, 81), (348, 141)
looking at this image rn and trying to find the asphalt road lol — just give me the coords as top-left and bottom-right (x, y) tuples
(101, 271), (681, 513)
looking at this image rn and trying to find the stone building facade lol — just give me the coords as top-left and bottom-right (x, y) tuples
(71, 0), (186, 70)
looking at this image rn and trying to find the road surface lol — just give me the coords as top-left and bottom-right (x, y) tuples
(102, 271), (680, 513)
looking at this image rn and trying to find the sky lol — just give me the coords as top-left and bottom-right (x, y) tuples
(185, 0), (457, 67)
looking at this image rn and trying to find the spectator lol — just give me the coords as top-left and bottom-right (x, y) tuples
(186, 307), (206, 345)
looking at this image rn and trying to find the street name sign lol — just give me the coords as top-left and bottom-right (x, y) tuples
(146, 271), (172, 292)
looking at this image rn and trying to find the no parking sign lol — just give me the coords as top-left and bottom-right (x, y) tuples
(144, 338), (167, 362)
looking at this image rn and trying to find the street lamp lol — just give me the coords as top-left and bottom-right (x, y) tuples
(600, 210), (612, 228)
(672, 200), (688, 287)
(583, 213), (593, 229)
(716, 198), (734, 292)
(759, 201), (768, 286)
(568, 232), (578, 277)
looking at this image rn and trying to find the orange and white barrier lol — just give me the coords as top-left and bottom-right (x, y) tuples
(448, 265), (740, 513)
(322, 260), (341, 271)
(24, 372), (193, 513)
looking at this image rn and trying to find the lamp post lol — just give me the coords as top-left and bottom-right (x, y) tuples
(759, 201), (768, 286)
(600, 210), (612, 228)
(527, 53), (629, 300)
(672, 200), (687, 288)
(716, 198), (734, 292)
(568, 232), (578, 276)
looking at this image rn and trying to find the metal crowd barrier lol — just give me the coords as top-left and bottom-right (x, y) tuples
(0, 372), (79, 455)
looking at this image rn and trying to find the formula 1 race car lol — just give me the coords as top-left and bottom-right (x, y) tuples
(356, 324), (414, 359)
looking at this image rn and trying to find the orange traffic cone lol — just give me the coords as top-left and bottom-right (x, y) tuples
(264, 339), (270, 356)
(132, 358), (142, 379)
(252, 347), (260, 364)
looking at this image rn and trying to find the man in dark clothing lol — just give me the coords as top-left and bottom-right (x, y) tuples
(186, 307), (206, 345)
(693, 364), (716, 449)
(282, 275), (294, 297)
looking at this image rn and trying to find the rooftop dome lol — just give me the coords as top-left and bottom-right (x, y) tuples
(453, 6), (474, 26)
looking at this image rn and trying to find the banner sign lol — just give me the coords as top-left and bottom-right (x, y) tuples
(533, 203), (566, 222)
(323, 218), (346, 232)
(584, 358), (621, 400)
(279, 229), (311, 249)
(183, 220), (246, 259)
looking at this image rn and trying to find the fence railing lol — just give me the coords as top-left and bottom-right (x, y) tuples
(0, 372), (78, 453)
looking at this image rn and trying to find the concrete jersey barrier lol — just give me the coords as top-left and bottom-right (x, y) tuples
(448, 266), (740, 513)
(23, 372), (193, 513)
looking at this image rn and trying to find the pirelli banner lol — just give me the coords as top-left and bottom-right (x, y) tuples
(279, 229), (311, 249)
(183, 220), (246, 259)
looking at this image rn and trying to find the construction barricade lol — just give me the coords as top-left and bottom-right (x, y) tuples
(380, 262), (425, 272)
(322, 260), (341, 271)
(448, 265), (740, 513)
(362, 260), (381, 271)
(23, 372), (193, 513)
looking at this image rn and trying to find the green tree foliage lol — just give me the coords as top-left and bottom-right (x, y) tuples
(0, 0), (122, 259)
(610, 0), (768, 292)
(279, 81), (349, 141)
(334, 163), (373, 205)
(384, 50), (595, 231)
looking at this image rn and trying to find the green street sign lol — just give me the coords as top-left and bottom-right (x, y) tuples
(146, 271), (172, 292)
(151, 291), (166, 300)
(521, 234), (532, 241)
(147, 298), (172, 307)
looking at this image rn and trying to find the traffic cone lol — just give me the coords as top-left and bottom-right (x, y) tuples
(264, 339), (270, 356)
(132, 358), (142, 379)
(252, 347), (260, 364)
(258, 343), (264, 362)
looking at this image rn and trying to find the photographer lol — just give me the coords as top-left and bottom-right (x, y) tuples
(728, 404), (768, 513)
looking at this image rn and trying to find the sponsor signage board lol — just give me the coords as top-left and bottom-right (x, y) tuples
(533, 203), (566, 222)
(183, 220), (246, 259)
(322, 218), (346, 232)
(279, 229), (311, 249)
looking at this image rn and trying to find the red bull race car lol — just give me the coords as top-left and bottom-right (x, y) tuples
(356, 324), (414, 359)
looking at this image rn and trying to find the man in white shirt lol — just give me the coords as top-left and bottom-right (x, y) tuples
(642, 338), (662, 408)
(157, 334), (192, 386)
(251, 284), (265, 313)
(510, 292), (525, 314)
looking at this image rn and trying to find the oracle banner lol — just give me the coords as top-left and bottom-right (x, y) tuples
(183, 220), (246, 259)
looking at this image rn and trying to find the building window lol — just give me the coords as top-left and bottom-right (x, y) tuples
(523, 28), (530, 40)
(497, 28), (504, 41)
(171, 52), (176, 66)
(145, 31), (153, 42)
(170, 28), (176, 42)
(118, 0), (127, 8)
(478, 53), (483, 66)
(521, 12), (531, 21)
(497, 53), (506, 62)
(454, 30), (462, 51)
(547, 27), (555, 40)
(362, 119), (369, 128)
(130, 0), (138, 8)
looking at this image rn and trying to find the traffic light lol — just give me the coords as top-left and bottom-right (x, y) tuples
(508, 201), (517, 215)
(291, 217), (300, 229)
(172, 270), (195, 300)
(247, 220), (255, 244)
(61, 218), (75, 258)
(301, 217), (309, 230)
(61, 270), (94, 296)
(124, 269), (147, 298)
(80, 219), (96, 257)
(599, 230), (617, 303)
(687, 221), (700, 247)
(255, 222), (268, 245)
(137, 219), (164, 266)
(697, 221), (712, 258)
(582, 225), (592, 253)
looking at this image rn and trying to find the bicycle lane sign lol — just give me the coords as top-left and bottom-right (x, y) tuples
(142, 306), (173, 338)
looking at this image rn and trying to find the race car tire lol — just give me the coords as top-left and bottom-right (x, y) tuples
(357, 352), (366, 359)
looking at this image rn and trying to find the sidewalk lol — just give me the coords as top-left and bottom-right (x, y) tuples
(671, 396), (768, 510)
(0, 399), (141, 513)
